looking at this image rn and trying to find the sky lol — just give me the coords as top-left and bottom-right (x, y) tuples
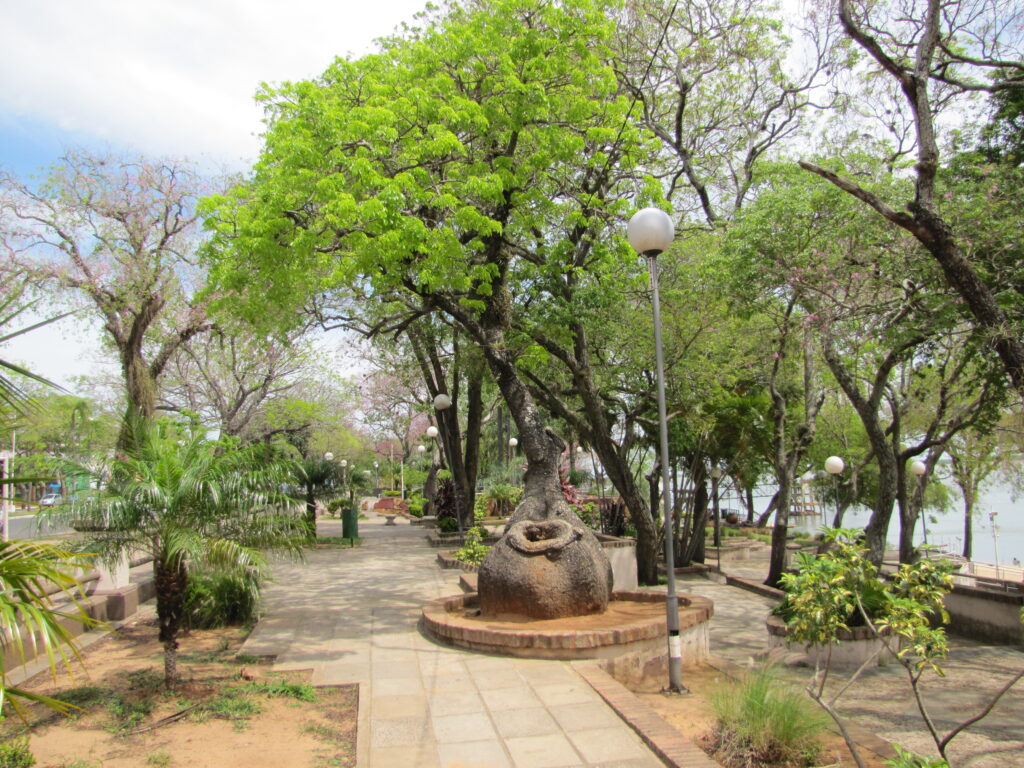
(0, 0), (426, 387)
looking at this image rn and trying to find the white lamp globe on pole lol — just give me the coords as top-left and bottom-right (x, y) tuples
(627, 206), (684, 693)
(824, 456), (844, 528)
(324, 452), (334, 461)
(910, 459), (929, 549)
(508, 437), (518, 449)
(417, 444), (426, 454)
(824, 456), (844, 475)
(627, 207), (675, 256)
(426, 426), (439, 439)
(433, 393), (452, 411)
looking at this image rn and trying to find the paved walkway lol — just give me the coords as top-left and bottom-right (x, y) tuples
(242, 518), (663, 768)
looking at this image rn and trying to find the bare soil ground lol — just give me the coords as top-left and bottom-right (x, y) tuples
(3, 618), (357, 768)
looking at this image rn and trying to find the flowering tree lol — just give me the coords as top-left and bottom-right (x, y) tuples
(0, 151), (213, 442)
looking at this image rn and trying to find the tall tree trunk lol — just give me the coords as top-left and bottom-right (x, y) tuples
(463, 363), (484, 511)
(745, 487), (755, 524)
(305, 485), (317, 539)
(963, 495), (974, 560)
(766, 478), (792, 588)
(154, 555), (188, 687)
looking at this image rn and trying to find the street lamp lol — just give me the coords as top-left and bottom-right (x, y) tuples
(433, 393), (452, 411)
(710, 466), (723, 560)
(508, 437), (518, 449)
(627, 206), (685, 694)
(426, 425), (439, 439)
(324, 451), (334, 461)
(910, 459), (928, 552)
(417, 444), (426, 454)
(825, 456), (844, 527)
(373, 461), (379, 493)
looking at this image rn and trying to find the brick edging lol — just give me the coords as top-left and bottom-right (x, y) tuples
(573, 662), (724, 768)
(724, 575), (785, 601)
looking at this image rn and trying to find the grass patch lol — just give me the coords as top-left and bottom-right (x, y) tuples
(313, 537), (361, 549)
(709, 665), (826, 767)
(145, 749), (173, 767)
(246, 680), (317, 702)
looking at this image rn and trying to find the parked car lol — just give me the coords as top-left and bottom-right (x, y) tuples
(38, 493), (63, 507)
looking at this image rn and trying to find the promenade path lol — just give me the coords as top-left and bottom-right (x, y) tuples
(241, 517), (665, 768)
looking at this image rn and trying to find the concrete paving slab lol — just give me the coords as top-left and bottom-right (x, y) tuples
(245, 519), (670, 768)
(437, 740), (512, 768)
(433, 711), (498, 743)
(505, 733), (585, 768)
(490, 706), (560, 739)
(567, 727), (653, 764)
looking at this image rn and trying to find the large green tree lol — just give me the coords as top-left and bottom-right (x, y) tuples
(204, 0), (671, 579)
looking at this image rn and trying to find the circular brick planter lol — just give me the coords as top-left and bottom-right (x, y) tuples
(422, 590), (713, 685)
(766, 614), (892, 669)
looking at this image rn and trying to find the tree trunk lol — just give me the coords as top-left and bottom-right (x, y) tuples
(765, 477), (792, 588)
(963, 496), (974, 560)
(154, 555), (188, 687)
(745, 487), (755, 524)
(118, 346), (158, 449)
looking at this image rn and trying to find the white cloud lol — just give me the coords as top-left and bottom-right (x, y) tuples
(0, 0), (426, 169)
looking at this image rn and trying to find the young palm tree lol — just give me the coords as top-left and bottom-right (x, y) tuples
(66, 421), (305, 686)
(293, 456), (342, 539)
(0, 539), (99, 718)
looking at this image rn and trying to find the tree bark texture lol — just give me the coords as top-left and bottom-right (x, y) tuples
(154, 555), (188, 687)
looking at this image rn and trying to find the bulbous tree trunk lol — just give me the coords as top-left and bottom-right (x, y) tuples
(475, 330), (612, 619)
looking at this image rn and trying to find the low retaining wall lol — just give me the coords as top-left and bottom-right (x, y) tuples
(766, 614), (891, 669)
(944, 584), (1024, 645)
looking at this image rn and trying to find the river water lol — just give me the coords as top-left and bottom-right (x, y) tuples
(723, 482), (1024, 568)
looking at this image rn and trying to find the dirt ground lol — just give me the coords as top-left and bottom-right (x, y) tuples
(4, 618), (357, 768)
(634, 665), (890, 768)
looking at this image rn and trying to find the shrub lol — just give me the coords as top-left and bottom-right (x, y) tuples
(885, 746), (949, 768)
(0, 738), (35, 768)
(406, 494), (425, 517)
(473, 494), (489, 523)
(184, 570), (261, 629)
(436, 516), (458, 534)
(485, 483), (522, 518)
(454, 527), (491, 565)
(709, 666), (826, 766)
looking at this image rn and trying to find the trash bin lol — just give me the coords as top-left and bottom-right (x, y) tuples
(342, 506), (358, 540)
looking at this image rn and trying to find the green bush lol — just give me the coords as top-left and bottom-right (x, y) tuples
(709, 666), (826, 766)
(407, 494), (425, 517)
(382, 490), (402, 498)
(885, 747), (949, 768)
(327, 498), (350, 515)
(436, 516), (458, 533)
(454, 527), (491, 565)
(184, 570), (261, 629)
(0, 738), (35, 768)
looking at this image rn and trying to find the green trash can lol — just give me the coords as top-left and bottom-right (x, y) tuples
(342, 505), (358, 540)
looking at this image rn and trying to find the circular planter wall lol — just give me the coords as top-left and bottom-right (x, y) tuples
(766, 614), (891, 669)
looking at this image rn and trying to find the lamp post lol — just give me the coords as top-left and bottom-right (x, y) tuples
(989, 511), (1002, 579)
(373, 461), (379, 494)
(627, 206), (685, 694)
(910, 459), (928, 553)
(710, 466), (723, 573)
(508, 437), (518, 450)
(824, 456), (844, 528)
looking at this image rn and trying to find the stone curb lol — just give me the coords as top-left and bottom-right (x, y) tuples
(573, 662), (724, 768)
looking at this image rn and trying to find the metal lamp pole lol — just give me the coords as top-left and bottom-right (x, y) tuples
(910, 459), (928, 554)
(825, 456), (844, 528)
(628, 207), (685, 694)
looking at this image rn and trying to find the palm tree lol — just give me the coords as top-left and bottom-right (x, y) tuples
(65, 420), (305, 686)
(0, 539), (99, 718)
(0, 291), (100, 718)
(293, 456), (342, 539)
